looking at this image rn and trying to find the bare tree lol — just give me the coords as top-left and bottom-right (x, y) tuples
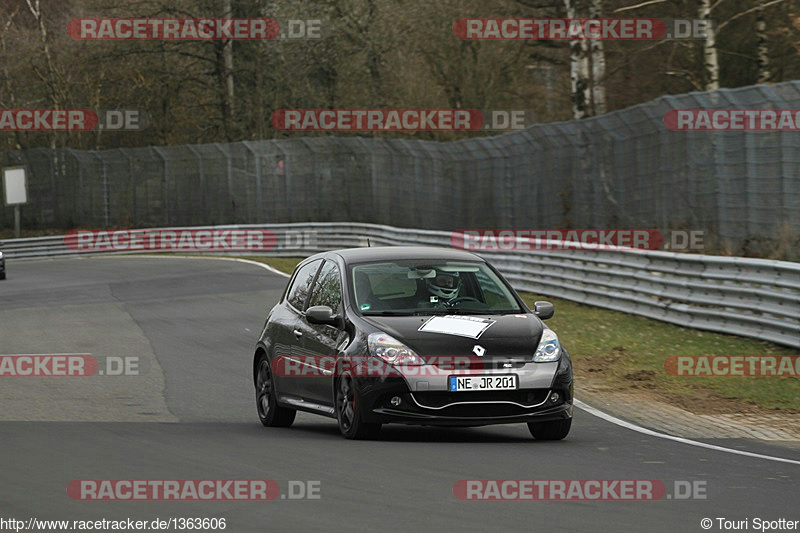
(221, 0), (235, 138)
(588, 0), (606, 114)
(23, 0), (67, 148)
(755, 0), (770, 83)
(0, 6), (25, 150)
(617, 0), (791, 91)
(564, 0), (590, 118)
(698, 0), (718, 90)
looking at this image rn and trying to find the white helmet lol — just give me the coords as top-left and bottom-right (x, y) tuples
(427, 273), (461, 301)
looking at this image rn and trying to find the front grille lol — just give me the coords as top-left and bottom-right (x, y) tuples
(431, 360), (528, 370)
(412, 389), (550, 409)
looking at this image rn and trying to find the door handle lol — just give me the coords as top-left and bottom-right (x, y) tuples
(293, 329), (303, 339)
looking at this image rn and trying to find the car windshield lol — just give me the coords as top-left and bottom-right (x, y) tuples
(351, 260), (523, 316)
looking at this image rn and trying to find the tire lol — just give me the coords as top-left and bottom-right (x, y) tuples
(335, 374), (381, 440)
(0, 272), (5, 280)
(527, 418), (571, 440)
(255, 353), (296, 427)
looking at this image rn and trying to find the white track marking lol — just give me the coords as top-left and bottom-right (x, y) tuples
(0, 353), (92, 356)
(106, 254), (294, 278)
(224, 257), (291, 278)
(575, 399), (800, 466)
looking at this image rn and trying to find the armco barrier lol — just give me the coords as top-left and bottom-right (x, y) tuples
(2, 222), (798, 349)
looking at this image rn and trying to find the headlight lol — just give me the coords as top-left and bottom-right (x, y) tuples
(533, 329), (561, 362)
(0, 251), (4, 259)
(368, 332), (425, 365)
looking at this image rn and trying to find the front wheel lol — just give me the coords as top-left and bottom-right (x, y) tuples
(527, 418), (571, 440)
(255, 354), (296, 427)
(335, 374), (381, 440)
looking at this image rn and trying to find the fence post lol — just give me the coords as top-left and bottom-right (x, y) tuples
(66, 149), (82, 226)
(118, 148), (137, 227)
(152, 147), (169, 226)
(186, 145), (206, 224)
(102, 156), (109, 227)
(242, 141), (262, 223)
(213, 143), (234, 223)
(88, 151), (109, 227)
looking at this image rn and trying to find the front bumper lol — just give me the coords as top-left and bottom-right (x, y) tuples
(356, 376), (573, 426)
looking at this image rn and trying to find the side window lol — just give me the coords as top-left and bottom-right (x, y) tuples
(287, 260), (322, 311)
(308, 261), (342, 311)
(474, 270), (516, 309)
(473, 271), (502, 306)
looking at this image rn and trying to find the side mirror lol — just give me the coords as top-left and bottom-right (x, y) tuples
(533, 301), (554, 320)
(306, 305), (340, 327)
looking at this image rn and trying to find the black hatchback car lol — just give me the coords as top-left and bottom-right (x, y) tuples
(253, 246), (573, 440)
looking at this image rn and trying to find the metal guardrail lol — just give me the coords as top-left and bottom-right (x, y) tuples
(2, 222), (799, 349)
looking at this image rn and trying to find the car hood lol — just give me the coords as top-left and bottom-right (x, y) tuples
(360, 313), (544, 361)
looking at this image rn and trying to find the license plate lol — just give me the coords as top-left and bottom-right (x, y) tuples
(448, 375), (518, 392)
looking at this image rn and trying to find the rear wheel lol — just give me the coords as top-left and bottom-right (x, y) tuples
(527, 418), (571, 440)
(255, 354), (296, 427)
(335, 374), (381, 440)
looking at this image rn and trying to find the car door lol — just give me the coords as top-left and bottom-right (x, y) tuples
(295, 259), (348, 405)
(273, 259), (322, 400)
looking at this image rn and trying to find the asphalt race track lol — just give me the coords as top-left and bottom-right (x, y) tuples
(1, 256), (798, 533)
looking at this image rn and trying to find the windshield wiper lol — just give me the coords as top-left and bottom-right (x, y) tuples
(422, 308), (496, 315)
(361, 310), (416, 316)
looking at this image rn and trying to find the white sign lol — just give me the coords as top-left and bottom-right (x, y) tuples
(418, 315), (496, 339)
(3, 167), (27, 206)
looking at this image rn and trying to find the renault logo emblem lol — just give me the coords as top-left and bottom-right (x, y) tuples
(473, 345), (486, 357)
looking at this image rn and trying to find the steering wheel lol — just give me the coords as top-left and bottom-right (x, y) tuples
(448, 296), (482, 306)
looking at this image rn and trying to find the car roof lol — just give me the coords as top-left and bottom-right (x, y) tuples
(324, 246), (485, 265)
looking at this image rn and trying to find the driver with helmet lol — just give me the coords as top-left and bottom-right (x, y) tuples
(425, 272), (462, 306)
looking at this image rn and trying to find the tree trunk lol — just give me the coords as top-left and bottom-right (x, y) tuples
(699, 0), (719, 91)
(364, 0), (384, 103)
(24, 0), (61, 148)
(589, 0), (606, 115)
(221, 0), (235, 140)
(0, 8), (25, 150)
(564, 0), (589, 119)
(756, 0), (770, 83)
